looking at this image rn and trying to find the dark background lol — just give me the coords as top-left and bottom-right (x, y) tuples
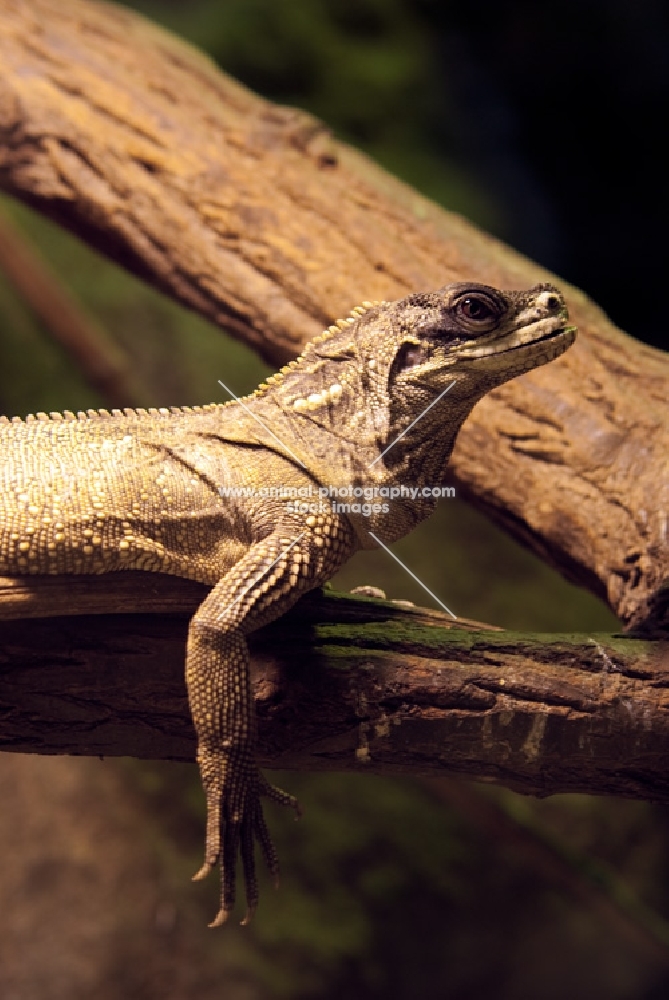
(135, 0), (668, 349)
(0, 1), (667, 997)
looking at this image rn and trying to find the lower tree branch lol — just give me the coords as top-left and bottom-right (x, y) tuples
(0, 575), (665, 803)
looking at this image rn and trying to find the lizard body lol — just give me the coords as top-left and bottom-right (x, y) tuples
(0, 282), (575, 925)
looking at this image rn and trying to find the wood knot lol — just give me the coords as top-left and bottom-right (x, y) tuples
(255, 107), (338, 167)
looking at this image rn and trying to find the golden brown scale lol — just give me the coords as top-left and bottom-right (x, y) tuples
(0, 282), (575, 925)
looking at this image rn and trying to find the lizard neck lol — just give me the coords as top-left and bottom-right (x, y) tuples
(204, 387), (475, 549)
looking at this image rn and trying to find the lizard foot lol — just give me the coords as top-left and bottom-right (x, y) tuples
(194, 745), (300, 926)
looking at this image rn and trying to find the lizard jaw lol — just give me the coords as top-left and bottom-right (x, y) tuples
(455, 319), (576, 362)
(496, 322), (578, 355)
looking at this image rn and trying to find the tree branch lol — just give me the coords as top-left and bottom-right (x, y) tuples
(0, 204), (146, 406)
(0, 574), (665, 803)
(0, 0), (666, 629)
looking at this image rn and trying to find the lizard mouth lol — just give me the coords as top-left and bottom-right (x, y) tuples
(499, 323), (577, 353)
(457, 319), (576, 360)
(424, 321), (576, 384)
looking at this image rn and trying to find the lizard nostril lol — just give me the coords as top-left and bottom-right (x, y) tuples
(543, 293), (562, 312)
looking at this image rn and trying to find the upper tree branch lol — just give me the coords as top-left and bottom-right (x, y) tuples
(0, 0), (667, 628)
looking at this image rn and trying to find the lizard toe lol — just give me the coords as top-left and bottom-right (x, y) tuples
(259, 774), (301, 817)
(254, 806), (280, 887)
(240, 814), (259, 915)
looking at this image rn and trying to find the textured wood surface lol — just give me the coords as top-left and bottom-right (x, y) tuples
(0, 577), (666, 803)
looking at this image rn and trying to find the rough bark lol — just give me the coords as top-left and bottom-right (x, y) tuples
(0, 574), (665, 803)
(0, 0), (666, 629)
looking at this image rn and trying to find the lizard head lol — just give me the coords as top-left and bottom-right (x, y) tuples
(373, 280), (575, 395)
(248, 281), (575, 483)
(270, 280), (573, 416)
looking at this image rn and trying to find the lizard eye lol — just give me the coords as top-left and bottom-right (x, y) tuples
(457, 296), (494, 321)
(452, 291), (502, 332)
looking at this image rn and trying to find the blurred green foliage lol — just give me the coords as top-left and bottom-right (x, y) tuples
(0, 195), (271, 416)
(128, 761), (669, 999)
(1, 1), (666, 997)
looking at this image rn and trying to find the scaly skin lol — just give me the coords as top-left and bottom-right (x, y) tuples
(0, 281), (575, 925)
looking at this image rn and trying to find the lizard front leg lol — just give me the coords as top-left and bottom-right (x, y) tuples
(186, 514), (355, 926)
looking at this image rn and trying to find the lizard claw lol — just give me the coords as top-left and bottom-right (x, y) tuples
(197, 746), (299, 926)
(192, 860), (215, 881)
(208, 907), (231, 929)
